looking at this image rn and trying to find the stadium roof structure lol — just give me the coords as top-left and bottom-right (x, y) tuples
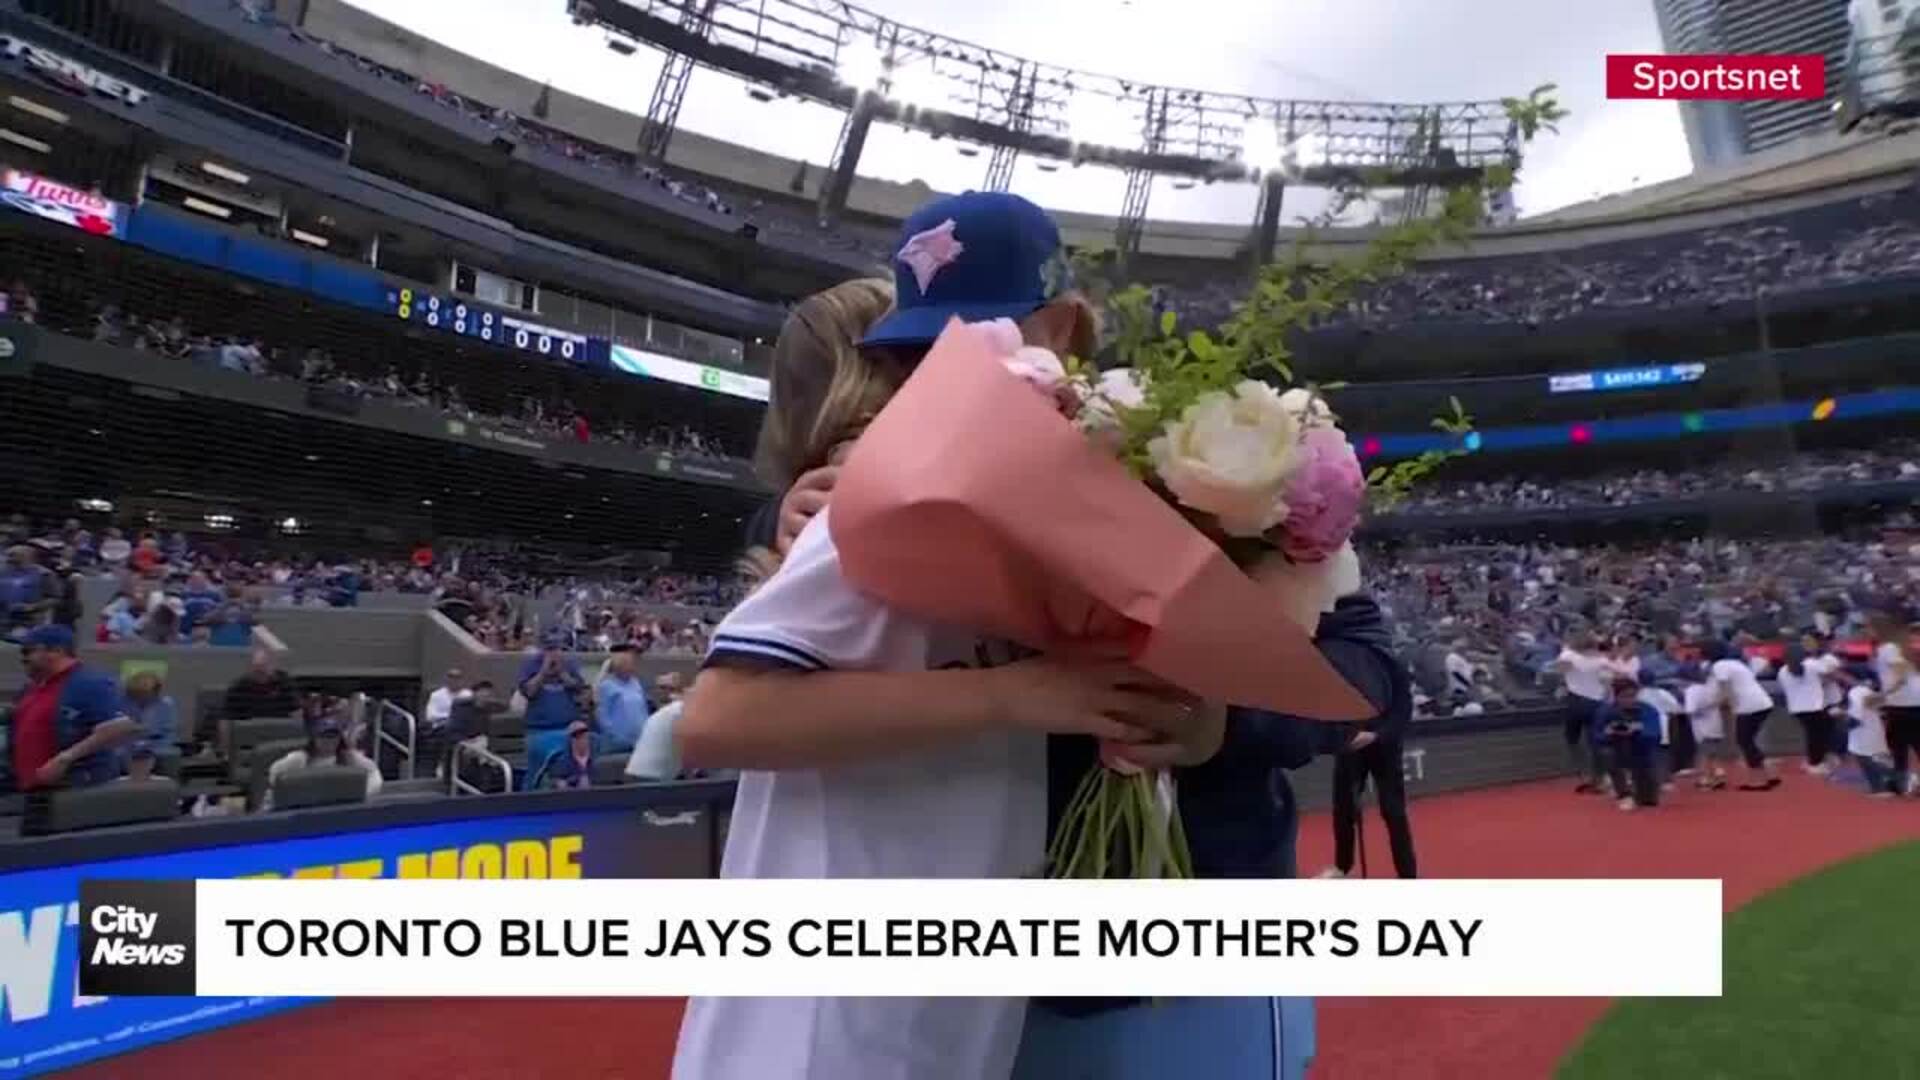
(567, 0), (1524, 261)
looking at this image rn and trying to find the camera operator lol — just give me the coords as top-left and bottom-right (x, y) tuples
(1593, 677), (1663, 810)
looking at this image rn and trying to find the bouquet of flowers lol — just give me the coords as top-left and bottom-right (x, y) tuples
(996, 320), (1367, 879)
(826, 317), (1376, 880)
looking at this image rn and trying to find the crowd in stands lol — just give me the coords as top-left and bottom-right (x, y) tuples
(30, 271), (1920, 517)
(1389, 440), (1920, 516)
(1378, 515), (1920, 716)
(2, 513), (737, 657)
(1171, 189), (1920, 332)
(81, 301), (740, 460)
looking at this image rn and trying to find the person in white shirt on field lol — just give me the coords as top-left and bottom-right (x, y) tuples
(1776, 640), (1843, 775)
(1635, 672), (1684, 788)
(670, 208), (1220, 1080)
(1551, 632), (1612, 794)
(1844, 679), (1895, 798)
(1707, 641), (1781, 791)
(1682, 667), (1732, 791)
(1867, 609), (1920, 797)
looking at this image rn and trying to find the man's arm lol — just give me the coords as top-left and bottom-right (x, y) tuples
(57, 717), (141, 764)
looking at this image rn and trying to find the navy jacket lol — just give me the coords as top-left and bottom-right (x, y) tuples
(1042, 592), (1406, 1016)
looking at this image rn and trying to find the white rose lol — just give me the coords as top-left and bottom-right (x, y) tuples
(1278, 387), (1336, 429)
(1148, 380), (1302, 537)
(1250, 542), (1363, 633)
(1076, 368), (1147, 451)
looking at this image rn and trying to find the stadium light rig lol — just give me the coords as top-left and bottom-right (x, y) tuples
(1068, 93), (1140, 150)
(1240, 116), (1284, 175)
(1282, 131), (1328, 175)
(836, 39), (888, 94)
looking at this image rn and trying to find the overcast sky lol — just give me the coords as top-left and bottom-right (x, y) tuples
(345, 0), (1695, 223)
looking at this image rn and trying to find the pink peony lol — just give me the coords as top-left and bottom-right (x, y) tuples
(1276, 426), (1365, 560)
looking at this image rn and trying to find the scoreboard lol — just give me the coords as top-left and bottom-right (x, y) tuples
(385, 286), (610, 367)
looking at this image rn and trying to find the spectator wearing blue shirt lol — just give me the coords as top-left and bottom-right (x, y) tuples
(1593, 677), (1664, 810)
(11, 625), (139, 788)
(206, 586), (257, 646)
(2, 544), (51, 638)
(594, 646), (651, 754)
(532, 720), (597, 790)
(121, 670), (180, 770)
(517, 633), (586, 785)
(177, 571), (223, 635)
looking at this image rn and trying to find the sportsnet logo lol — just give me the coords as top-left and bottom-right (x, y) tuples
(78, 881), (196, 997)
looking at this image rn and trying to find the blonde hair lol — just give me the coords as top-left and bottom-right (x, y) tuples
(753, 278), (897, 490)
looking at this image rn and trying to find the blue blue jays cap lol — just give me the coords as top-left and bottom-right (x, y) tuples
(19, 624), (75, 652)
(862, 191), (1067, 349)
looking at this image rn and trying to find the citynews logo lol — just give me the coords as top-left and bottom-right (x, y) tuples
(89, 908), (184, 967)
(78, 880), (197, 997)
(1606, 54), (1826, 101)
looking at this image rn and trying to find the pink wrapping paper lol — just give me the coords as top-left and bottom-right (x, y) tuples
(828, 319), (1373, 721)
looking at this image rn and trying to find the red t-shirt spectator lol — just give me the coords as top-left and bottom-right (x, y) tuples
(411, 545), (434, 569)
(10, 663), (74, 789)
(130, 540), (161, 574)
(572, 415), (590, 444)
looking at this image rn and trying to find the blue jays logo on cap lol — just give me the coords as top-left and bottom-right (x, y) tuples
(862, 191), (1067, 348)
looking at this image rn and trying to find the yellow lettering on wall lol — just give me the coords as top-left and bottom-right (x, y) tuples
(505, 840), (547, 879)
(396, 849), (461, 878)
(337, 858), (385, 879)
(291, 866), (336, 879)
(549, 835), (583, 879)
(239, 872), (283, 880)
(460, 843), (503, 879)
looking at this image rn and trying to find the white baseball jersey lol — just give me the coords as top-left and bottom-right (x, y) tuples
(672, 510), (1045, 1080)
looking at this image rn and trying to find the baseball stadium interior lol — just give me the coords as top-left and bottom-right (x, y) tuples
(1, 0), (1918, 1077)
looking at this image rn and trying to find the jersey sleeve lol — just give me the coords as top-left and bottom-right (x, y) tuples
(705, 510), (930, 673)
(70, 673), (130, 734)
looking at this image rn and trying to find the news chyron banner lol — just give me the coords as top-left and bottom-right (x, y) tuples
(75, 878), (1721, 1000)
(1, 804), (703, 1078)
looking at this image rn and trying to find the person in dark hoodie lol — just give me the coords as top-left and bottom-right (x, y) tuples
(1013, 591), (1407, 1080)
(1315, 599), (1417, 879)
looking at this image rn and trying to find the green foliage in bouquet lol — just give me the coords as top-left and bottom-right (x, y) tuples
(1046, 85), (1564, 882)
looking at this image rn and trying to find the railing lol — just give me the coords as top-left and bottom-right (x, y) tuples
(450, 742), (513, 797)
(371, 699), (419, 781)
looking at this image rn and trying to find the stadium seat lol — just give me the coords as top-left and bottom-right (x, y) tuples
(225, 716), (307, 786)
(244, 738), (311, 811)
(270, 766), (373, 811)
(19, 780), (183, 835)
(590, 754), (633, 786)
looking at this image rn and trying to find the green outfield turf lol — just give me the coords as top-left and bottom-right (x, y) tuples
(1560, 840), (1920, 1079)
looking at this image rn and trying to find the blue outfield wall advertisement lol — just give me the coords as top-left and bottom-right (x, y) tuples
(0, 802), (712, 1078)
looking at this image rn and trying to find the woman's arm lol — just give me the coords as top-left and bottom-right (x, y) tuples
(678, 659), (1176, 771)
